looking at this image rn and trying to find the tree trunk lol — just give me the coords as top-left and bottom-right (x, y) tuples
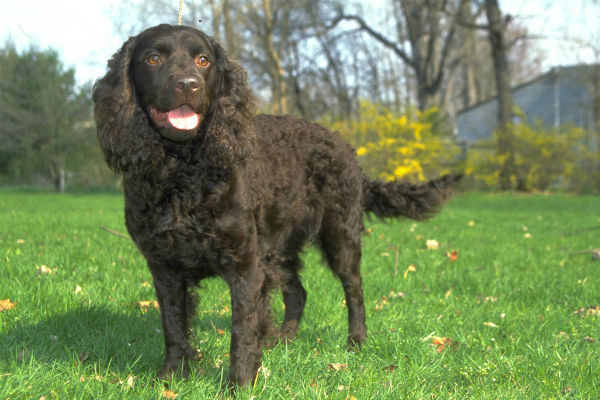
(485, 0), (514, 190)
(54, 166), (65, 193)
(262, 0), (288, 114)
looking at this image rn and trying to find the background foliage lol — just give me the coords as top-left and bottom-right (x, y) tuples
(0, 44), (112, 191)
(326, 101), (461, 182)
(466, 119), (600, 192)
(0, 0), (598, 192)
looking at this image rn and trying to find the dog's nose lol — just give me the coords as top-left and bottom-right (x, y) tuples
(175, 77), (200, 93)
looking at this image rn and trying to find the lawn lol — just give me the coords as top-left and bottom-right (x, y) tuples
(1, 190), (599, 399)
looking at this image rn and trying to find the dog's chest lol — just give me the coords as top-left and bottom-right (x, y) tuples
(122, 169), (254, 270)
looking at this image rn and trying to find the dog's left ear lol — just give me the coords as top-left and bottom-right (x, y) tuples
(204, 36), (257, 164)
(93, 35), (163, 174)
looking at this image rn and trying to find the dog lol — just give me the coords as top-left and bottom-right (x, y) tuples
(93, 24), (457, 387)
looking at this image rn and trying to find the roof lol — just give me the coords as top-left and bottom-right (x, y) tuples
(457, 64), (599, 116)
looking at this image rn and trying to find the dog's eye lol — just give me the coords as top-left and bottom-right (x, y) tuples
(146, 54), (163, 65)
(195, 55), (210, 68)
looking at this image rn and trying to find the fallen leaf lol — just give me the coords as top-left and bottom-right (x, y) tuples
(421, 331), (436, 342)
(574, 306), (600, 317)
(404, 264), (417, 279)
(327, 363), (348, 371)
(78, 351), (89, 363)
(431, 336), (453, 352)
(445, 250), (459, 261)
(477, 295), (498, 304)
(383, 364), (398, 372)
(0, 299), (16, 311)
(16, 239), (25, 244)
(388, 291), (405, 299)
(124, 374), (135, 389)
(582, 337), (597, 343)
(483, 321), (499, 328)
(375, 296), (389, 311)
(137, 300), (160, 313)
(426, 240), (439, 250)
(216, 328), (226, 335)
(36, 265), (55, 274)
(162, 389), (179, 399)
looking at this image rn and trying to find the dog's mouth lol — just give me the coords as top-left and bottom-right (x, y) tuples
(149, 105), (202, 139)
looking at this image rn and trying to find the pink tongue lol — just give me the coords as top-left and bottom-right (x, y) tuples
(167, 106), (200, 130)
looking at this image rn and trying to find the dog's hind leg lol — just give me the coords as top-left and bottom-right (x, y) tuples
(280, 260), (307, 341)
(319, 224), (366, 348)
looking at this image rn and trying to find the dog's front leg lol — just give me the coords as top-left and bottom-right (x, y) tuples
(149, 263), (198, 379)
(225, 261), (269, 388)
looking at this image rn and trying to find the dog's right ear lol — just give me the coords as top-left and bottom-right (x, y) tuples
(93, 36), (160, 174)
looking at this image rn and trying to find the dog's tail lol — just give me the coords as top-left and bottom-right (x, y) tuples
(364, 174), (460, 221)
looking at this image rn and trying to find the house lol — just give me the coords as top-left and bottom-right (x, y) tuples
(456, 65), (599, 147)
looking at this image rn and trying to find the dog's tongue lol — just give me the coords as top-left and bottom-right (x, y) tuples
(167, 105), (200, 130)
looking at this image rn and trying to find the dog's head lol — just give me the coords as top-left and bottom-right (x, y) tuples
(93, 24), (256, 173)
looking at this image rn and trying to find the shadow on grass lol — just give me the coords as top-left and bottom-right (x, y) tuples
(0, 305), (232, 378)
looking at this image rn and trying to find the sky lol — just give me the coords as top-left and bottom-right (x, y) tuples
(0, 0), (599, 86)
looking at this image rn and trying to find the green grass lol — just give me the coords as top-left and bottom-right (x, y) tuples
(1, 190), (599, 399)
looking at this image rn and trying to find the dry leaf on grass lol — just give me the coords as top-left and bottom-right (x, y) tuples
(36, 265), (55, 274)
(431, 336), (453, 352)
(426, 240), (439, 250)
(0, 299), (16, 311)
(403, 264), (417, 279)
(78, 351), (89, 363)
(445, 250), (459, 261)
(327, 363), (348, 371)
(574, 306), (600, 317)
(137, 300), (160, 313)
(477, 295), (498, 304)
(483, 321), (499, 328)
(162, 389), (179, 398)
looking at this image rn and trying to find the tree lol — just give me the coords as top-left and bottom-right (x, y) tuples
(483, 0), (514, 190)
(0, 43), (95, 191)
(330, 0), (468, 111)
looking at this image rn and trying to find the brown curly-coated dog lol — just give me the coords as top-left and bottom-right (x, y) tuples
(93, 24), (458, 388)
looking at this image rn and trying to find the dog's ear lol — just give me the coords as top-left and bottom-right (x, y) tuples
(93, 35), (162, 174)
(204, 37), (257, 164)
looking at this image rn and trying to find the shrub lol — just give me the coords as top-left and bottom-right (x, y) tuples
(325, 101), (460, 182)
(466, 121), (599, 192)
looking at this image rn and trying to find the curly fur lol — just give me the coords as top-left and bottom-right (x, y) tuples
(93, 24), (458, 388)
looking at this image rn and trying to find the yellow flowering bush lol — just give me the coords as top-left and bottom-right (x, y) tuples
(326, 101), (459, 182)
(466, 122), (599, 192)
